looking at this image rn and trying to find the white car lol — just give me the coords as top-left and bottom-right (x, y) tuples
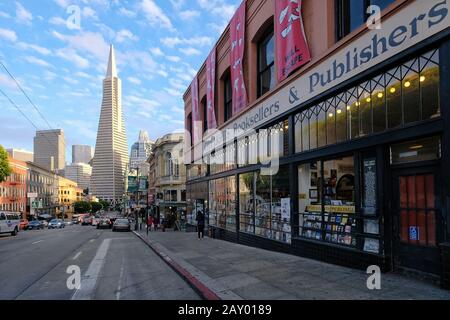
(0, 212), (21, 236)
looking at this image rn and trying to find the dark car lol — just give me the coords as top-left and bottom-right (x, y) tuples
(27, 220), (44, 230)
(81, 216), (92, 226)
(112, 219), (131, 232)
(97, 218), (112, 229)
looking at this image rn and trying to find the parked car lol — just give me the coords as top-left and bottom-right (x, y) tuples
(112, 219), (131, 232)
(48, 219), (65, 229)
(27, 220), (44, 230)
(19, 219), (29, 230)
(0, 212), (20, 236)
(40, 220), (49, 228)
(71, 218), (79, 225)
(97, 218), (112, 229)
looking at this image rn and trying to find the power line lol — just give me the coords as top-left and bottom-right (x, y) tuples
(0, 87), (64, 164)
(0, 60), (73, 162)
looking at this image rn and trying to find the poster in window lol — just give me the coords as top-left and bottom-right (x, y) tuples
(364, 238), (380, 254)
(363, 158), (377, 215)
(281, 198), (290, 220)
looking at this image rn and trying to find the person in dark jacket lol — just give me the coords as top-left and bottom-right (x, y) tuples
(196, 210), (206, 239)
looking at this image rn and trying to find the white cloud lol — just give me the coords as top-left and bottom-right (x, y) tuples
(116, 29), (139, 43)
(15, 2), (33, 25)
(0, 28), (17, 42)
(0, 74), (18, 89)
(166, 55), (181, 63)
(150, 47), (164, 56)
(197, 0), (236, 21)
(63, 76), (79, 84)
(82, 7), (98, 20)
(24, 56), (51, 67)
(118, 7), (136, 18)
(161, 36), (213, 48)
(179, 10), (200, 20)
(17, 42), (51, 55)
(127, 77), (141, 85)
(52, 31), (109, 62)
(140, 0), (174, 31)
(75, 71), (92, 79)
(54, 0), (70, 8)
(49, 16), (66, 26)
(44, 71), (57, 80)
(158, 70), (168, 78)
(164, 87), (182, 97)
(55, 48), (90, 68)
(0, 11), (11, 18)
(179, 47), (202, 56)
(170, 0), (185, 10)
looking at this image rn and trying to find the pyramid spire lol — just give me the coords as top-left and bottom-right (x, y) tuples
(106, 44), (117, 78)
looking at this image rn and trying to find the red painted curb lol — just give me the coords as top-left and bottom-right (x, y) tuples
(133, 231), (221, 300)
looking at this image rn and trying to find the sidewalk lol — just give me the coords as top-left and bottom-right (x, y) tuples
(135, 229), (450, 300)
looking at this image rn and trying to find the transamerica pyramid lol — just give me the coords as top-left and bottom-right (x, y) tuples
(91, 44), (129, 205)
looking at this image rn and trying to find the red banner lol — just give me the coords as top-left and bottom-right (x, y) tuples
(275, 0), (311, 82)
(230, 1), (247, 116)
(206, 48), (217, 130)
(190, 76), (200, 145)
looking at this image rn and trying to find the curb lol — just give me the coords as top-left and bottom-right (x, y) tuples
(132, 231), (221, 301)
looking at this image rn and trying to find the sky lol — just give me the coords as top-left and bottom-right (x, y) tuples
(0, 0), (239, 160)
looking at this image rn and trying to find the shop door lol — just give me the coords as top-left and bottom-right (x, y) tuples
(392, 168), (442, 274)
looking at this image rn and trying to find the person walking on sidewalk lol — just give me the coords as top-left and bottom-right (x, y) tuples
(147, 215), (153, 232)
(196, 210), (205, 240)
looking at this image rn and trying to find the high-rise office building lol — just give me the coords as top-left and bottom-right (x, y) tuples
(65, 163), (92, 191)
(33, 129), (65, 172)
(91, 45), (129, 203)
(72, 145), (94, 164)
(129, 130), (154, 175)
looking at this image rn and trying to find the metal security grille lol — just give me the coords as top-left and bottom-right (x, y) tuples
(399, 174), (436, 247)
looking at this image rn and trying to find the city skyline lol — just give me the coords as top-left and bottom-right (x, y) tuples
(0, 0), (240, 153)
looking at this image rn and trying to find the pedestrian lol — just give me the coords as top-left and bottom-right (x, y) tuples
(147, 215), (153, 232)
(153, 215), (159, 231)
(196, 210), (205, 240)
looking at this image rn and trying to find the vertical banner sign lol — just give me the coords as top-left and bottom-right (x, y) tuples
(275, 0), (311, 82)
(191, 76), (200, 145)
(206, 48), (217, 130)
(230, 1), (247, 115)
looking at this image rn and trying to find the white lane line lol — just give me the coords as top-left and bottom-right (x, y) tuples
(71, 239), (111, 300)
(73, 251), (82, 260)
(89, 239), (95, 243)
(116, 257), (125, 300)
(32, 240), (43, 245)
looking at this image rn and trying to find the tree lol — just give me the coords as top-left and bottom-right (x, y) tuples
(0, 145), (12, 183)
(90, 202), (103, 213)
(99, 200), (110, 211)
(74, 201), (91, 214)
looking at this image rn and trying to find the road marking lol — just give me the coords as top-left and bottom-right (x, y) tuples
(73, 251), (82, 260)
(116, 257), (125, 300)
(71, 239), (111, 300)
(32, 240), (43, 245)
(89, 239), (95, 243)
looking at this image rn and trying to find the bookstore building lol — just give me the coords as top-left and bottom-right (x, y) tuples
(184, 0), (450, 284)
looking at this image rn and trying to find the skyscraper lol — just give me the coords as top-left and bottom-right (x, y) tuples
(129, 130), (154, 175)
(72, 145), (94, 164)
(33, 129), (65, 172)
(91, 45), (129, 203)
(65, 163), (92, 191)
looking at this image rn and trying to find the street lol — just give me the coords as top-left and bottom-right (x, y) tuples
(0, 225), (200, 300)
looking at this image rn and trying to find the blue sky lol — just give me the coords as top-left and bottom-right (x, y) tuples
(0, 0), (239, 160)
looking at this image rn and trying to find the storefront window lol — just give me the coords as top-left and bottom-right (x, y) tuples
(255, 172), (271, 239)
(294, 49), (441, 154)
(239, 173), (255, 234)
(390, 136), (441, 165)
(225, 176), (237, 232)
(271, 166), (291, 243)
(208, 176), (236, 231)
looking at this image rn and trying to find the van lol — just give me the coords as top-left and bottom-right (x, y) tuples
(0, 212), (21, 236)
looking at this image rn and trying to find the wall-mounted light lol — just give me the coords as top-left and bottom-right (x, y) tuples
(404, 81), (411, 88)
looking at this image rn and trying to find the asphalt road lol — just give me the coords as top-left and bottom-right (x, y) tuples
(0, 225), (200, 300)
